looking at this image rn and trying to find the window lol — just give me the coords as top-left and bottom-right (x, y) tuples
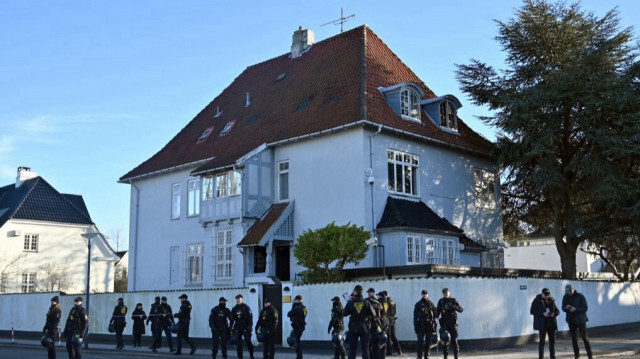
(440, 101), (457, 130)
(21, 273), (36, 293)
(0, 273), (8, 293)
(23, 234), (38, 251)
(219, 120), (236, 137)
(215, 229), (233, 280)
(474, 169), (497, 210)
(215, 170), (242, 198)
(203, 176), (214, 201)
(171, 183), (181, 219)
(196, 126), (214, 144)
(185, 243), (204, 285)
(187, 179), (200, 217)
(401, 89), (420, 121)
(387, 150), (419, 196)
(278, 161), (289, 202)
(407, 234), (460, 265)
(407, 234), (422, 264)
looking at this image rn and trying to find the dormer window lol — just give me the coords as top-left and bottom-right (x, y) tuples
(421, 94), (463, 133)
(196, 126), (214, 144)
(440, 101), (457, 130)
(401, 89), (420, 121)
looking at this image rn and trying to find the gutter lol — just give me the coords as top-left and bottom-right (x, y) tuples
(119, 156), (216, 183)
(128, 179), (140, 291)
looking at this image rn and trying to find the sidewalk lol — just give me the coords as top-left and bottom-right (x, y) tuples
(1, 330), (639, 358)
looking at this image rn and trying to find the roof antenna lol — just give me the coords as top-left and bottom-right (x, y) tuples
(321, 8), (355, 33)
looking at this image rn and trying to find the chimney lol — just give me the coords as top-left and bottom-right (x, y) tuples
(16, 166), (36, 188)
(291, 26), (314, 58)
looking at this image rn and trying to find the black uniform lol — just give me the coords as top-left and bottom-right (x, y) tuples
(147, 298), (161, 349)
(343, 294), (376, 359)
(131, 307), (147, 347)
(385, 296), (402, 355)
(175, 299), (196, 354)
(414, 298), (437, 358)
(44, 303), (61, 359)
(365, 296), (385, 359)
(287, 302), (307, 359)
(154, 301), (175, 352)
(257, 305), (279, 359)
(436, 296), (463, 359)
(62, 303), (88, 359)
(530, 293), (559, 359)
(110, 301), (128, 349)
(328, 300), (346, 359)
(209, 303), (232, 359)
(230, 302), (254, 359)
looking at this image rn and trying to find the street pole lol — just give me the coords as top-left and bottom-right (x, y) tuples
(84, 236), (91, 349)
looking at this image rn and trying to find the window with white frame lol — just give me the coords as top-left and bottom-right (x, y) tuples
(171, 183), (181, 219)
(187, 179), (200, 217)
(21, 272), (36, 293)
(185, 243), (204, 285)
(387, 150), (419, 196)
(278, 161), (289, 202)
(407, 234), (422, 264)
(203, 176), (214, 201)
(215, 229), (233, 280)
(406, 234), (460, 265)
(401, 89), (420, 121)
(440, 101), (457, 130)
(0, 273), (8, 293)
(215, 170), (242, 198)
(474, 169), (497, 210)
(23, 234), (38, 251)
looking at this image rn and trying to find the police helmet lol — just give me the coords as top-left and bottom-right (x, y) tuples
(71, 335), (83, 345)
(331, 331), (343, 347)
(429, 332), (440, 348)
(108, 323), (115, 333)
(170, 323), (179, 334)
(230, 331), (241, 346)
(41, 334), (53, 347)
(286, 334), (297, 346)
(440, 330), (451, 345)
(376, 331), (388, 349)
(256, 327), (265, 342)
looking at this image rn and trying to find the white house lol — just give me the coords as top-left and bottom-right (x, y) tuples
(120, 26), (503, 292)
(0, 167), (119, 294)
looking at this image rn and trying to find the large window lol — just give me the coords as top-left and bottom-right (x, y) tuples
(440, 101), (457, 130)
(474, 169), (497, 210)
(185, 243), (204, 285)
(0, 273), (8, 293)
(23, 234), (38, 252)
(407, 234), (422, 264)
(406, 234), (460, 265)
(278, 161), (290, 202)
(21, 273), (36, 293)
(215, 170), (242, 198)
(187, 179), (200, 217)
(215, 229), (233, 280)
(203, 176), (214, 201)
(171, 183), (181, 219)
(401, 89), (420, 121)
(387, 149), (419, 196)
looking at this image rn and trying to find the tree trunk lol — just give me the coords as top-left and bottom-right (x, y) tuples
(555, 236), (578, 279)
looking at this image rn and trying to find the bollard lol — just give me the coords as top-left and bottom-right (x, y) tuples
(11, 325), (15, 344)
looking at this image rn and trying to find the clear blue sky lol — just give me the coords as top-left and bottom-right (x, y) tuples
(1, 1), (638, 247)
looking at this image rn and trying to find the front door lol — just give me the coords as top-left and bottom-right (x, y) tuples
(275, 246), (290, 281)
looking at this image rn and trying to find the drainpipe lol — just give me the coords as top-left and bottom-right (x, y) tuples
(369, 124), (382, 266)
(128, 180), (140, 291)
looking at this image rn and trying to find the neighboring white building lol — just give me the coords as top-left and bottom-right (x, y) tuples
(0, 167), (119, 294)
(120, 26), (503, 292)
(504, 237), (606, 273)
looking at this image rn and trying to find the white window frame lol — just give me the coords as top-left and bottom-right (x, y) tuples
(387, 149), (419, 196)
(23, 234), (38, 252)
(215, 170), (242, 198)
(474, 168), (497, 210)
(278, 160), (290, 202)
(407, 234), (422, 264)
(215, 228), (233, 281)
(171, 183), (181, 220)
(407, 233), (460, 265)
(21, 272), (36, 293)
(185, 243), (204, 285)
(401, 89), (420, 121)
(187, 179), (200, 217)
(202, 176), (214, 201)
(440, 101), (458, 130)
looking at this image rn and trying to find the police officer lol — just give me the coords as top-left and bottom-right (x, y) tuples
(63, 297), (88, 359)
(414, 290), (437, 359)
(328, 296), (346, 359)
(343, 285), (376, 359)
(376, 292), (390, 359)
(109, 297), (128, 350)
(530, 288), (559, 359)
(257, 297), (279, 359)
(436, 288), (463, 359)
(365, 288), (384, 359)
(153, 296), (175, 353)
(43, 295), (61, 359)
(147, 296), (161, 349)
(230, 294), (255, 359)
(384, 291), (402, 356)
(209, 296), (232, 359)
(174, 293), (197, 355)
(288, 295), (307, 359)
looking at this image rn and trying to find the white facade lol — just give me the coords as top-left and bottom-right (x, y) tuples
(504, 238), (605, 273)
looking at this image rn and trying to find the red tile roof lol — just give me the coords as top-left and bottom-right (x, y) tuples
(120, 25), (492, 181)
(238, 203), (290, 246)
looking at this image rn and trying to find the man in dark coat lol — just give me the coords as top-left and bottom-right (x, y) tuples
(364, 288), (384, 359)
(257, 297), (279, 359)
(436, 288), (463, 359)
(152, 296), (175, 353)
(174, 294), (197, 355)
(328, 296), (346, 359)
(109, 297), (128, 350)
(44, 295), (61, 359)
(562, 284), (593, 359)
(383, 291), (402, 356)
(414, 290), (437, 359)
(530, 288), (560, 359)
(209, 296), (232, 359)
(230, 294), (255, 359)
(147, 296), (161, 349)
(343, 285), (376, 359)
(131, 303), (147, 348)
(63, 297), (88, 359)
(288, 295), (307, 359)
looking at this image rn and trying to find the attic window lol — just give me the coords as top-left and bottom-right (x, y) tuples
(275, 73), (287, 82)
(219, 120), (236, 136)
(196, 126), (214, 144)
(297, 100), (309, 111)
(440, 101), (457, 130)
(401, 89), (420, 121)
(248, 115), (258, 125)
